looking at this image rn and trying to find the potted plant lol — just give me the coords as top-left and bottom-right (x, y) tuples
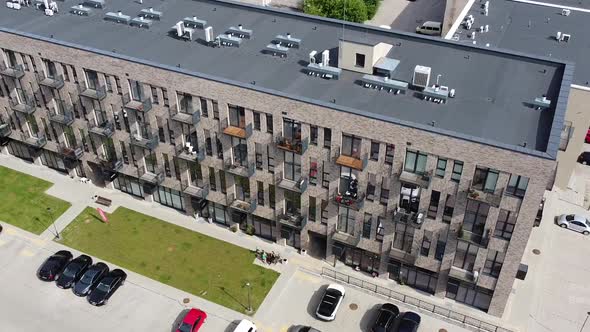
(245, 224), (255, 236)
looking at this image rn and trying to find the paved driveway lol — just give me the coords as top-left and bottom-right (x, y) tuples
(366, 0), (446, 32)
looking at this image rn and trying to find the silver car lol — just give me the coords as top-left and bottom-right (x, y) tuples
(557, 214), (590, 235)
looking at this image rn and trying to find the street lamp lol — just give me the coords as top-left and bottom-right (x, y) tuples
(245, 282), (252, 313)
(580, 312), (590, 332)
(47, 207), (60, 239)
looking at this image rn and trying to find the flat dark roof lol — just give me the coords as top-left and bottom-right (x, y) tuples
(0, 0), (571, 158)
(453, 0), (589, 86)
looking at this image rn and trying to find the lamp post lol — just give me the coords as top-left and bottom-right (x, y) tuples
(245, 282), (252, 313)
(47, 207), (59, 239)
(581, 312), (590, 332)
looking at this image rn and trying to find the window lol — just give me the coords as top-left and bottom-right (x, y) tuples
(212, 101), (219, 119)
(255, 145), (263, 170)
(427, 190), (440, 219)
(310, 126), (318, 145)
(219, 171), (226, 194)
(404, 150), (427, 174)
(321, 200), (328, 224)
(163, 153), (171, 177)
(370, 141), (380, 161)
(321, 161), (329, 188)
(379, 185), (389, 205)
(337, 206), (356, 234)
(174, 157), (182, 181)
(309, 160), (318, 185)
(309, 196), (316, 222)
(200, 98), (208, 117)
(366, 181), (375, 201)
(208, 167), (216, 191)
(162, 88), (169, 107)
(463, 200), (489, 236)
(257, 181), (264, 206)
(435, 240), (446, 261)
(472, 167), (499, 192)
(446, 279), (493, 312)
(494, 209), (516, 240)
(266, 114), (273, 133)
(61, 63), (70, 82)
(154, 186), (184, 211)
(362, 213), (372, 238)
(435, 158), (447, 177)
(120, 142), (129, 164)
(253, 112), (261, 130)
(158, 126), (165, 143)
(269, 185), (275, 209)
(483, 250), (505, 278)
(323, 128), (331, 148)
(267, 146), (274, 173)
(442, 194), (455, 224)
(506, 174), (529, 197)
(393, 222), (414, 253)
(420, 235), (431, 256)
(375, 217), (384, 242)
(151, 86), (159, 104)
(205, 136), (213, 156)
(453, 241), (478, 271)
(342, 134), (361, 158)
(355, 53), (365, 67)
(284, 152), (301, 181)
(451, 161), (463, 182)
(559, 120), (573, 151)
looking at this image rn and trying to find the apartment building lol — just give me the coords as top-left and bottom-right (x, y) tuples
(0, 0), (576, 316)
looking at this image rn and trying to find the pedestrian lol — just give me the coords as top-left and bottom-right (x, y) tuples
(261, 251), (267, 264)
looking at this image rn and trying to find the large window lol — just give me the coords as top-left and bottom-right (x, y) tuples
(339, 166), (358, 199)
(266, 114), (273, 134)
(228, 105), (246, 128)
(7, 140), (34, 161)
(310, 126), (318, 145)
(283, 118), (301, 142)
(483, 250), (505, 278)
(375, 217), (384, 242)
(442, 194), (455, 224)
(370, 141), (380, 161)
(231, 137), (248, 166)
(472, 167), (499, 192)
(420, 235), (431, 256)
(114, 174), (144, 198)
(309, 196), (316, 222)
(362, 213), (372, 239)
(284, 151), (301, 181)
(154, 186), (184, 211)
(388, 260), (438, 294)
(435, 158), (447, 177)
(451, 161), (463, 182)
(427, 190), (440, 219)
(40, 150), (67, 173)
(506, 174), (529, 197)
(253, 112), (261, 130)
(453, 241), (478, 271)
(404, 150), (427, 174)
(446, 278), (493, 312)
(342, 134), (361, 158)
(463, 200), (489, 236)
(323, 128), (331, 148)
(251, 216), (274, 240)
(337, 206), (356, 235)
(284, 190), (301, 216)
(385, 144), (395, 165)
(207, 202), (229, 226)
(393, 222), (414, 253)
(494, 209), (517, 240)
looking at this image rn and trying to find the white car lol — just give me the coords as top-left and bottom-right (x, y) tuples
(315, 284), (345, 321)
(557, 214), (590, 235)
(233, 319), (257, 332)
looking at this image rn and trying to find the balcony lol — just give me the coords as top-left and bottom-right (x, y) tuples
(275, 171), (308, 193)
(334, 148), (368, 171)
(170, 104), (199, 124)
(9, 98), (35, 115)
(275, 135), (308, 154)
(35, 72), (64, 89)
(332, 191), (365, 211)
(331, 231), (361, 247)
(175, 143), (205, 163)
(130, 131), (159, 150)
(221, 120), (252, 139)
(138, 167), (164, 185)
(467, 180), (504, 207)
(224, 158), (255, 177)
(277, 212), (306, 229)
(399, 170), (432, 188)
(88, 121), (115, 138)
(48, 108), (74, 126)
(227, 193), (257, 213)
(122, 93), (152, 112)
(0, 123), (11, 137)
(388, 247), (417, 264)
(180, 180), (209, 199)
(0, 63), (24, 79)
(457, 228), (490, 247)
(393, 207), (426, 229)
(449, 266), (476, 283)
(19, 132), (47, 148)
(77, 82), (107, 100)
(58, 143), (84, 160)
(97, 153), (123, 171)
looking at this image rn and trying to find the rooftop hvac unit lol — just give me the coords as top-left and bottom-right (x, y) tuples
(321, 50), (330, 66)
(309, 50), (317, 64)
(175, 21), (184, 37)
(562, 33), (571, 42)
(556, 31), (561, 41)
(205, 26), (214, 42)
(562, 8), (571, 16)
(412, 65), (431, 88)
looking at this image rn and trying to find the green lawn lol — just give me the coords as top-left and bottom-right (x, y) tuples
(0, 166), (71, 234)
(58, 207), (279, 314)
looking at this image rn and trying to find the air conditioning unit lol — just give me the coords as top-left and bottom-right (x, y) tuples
(562, 8), (571, 16)
(321, 50), (330, 66)
(309, 50), (317, 64)
(412, 65), (431, 88)
(204, 26), (214, 43)
(562, 33), (571, 42)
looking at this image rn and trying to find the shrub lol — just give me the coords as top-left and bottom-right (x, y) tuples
(303, 0), (369, 23)
(245, 224), (255, 236)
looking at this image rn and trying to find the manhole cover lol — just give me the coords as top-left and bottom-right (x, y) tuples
(533, 249), (541, 255)
(349, 303), (358, 310)
(182, 298), (190, 304)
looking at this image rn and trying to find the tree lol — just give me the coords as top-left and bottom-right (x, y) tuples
(303, 0), (369, 23)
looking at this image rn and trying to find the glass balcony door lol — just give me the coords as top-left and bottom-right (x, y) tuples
(189, 163), (203, 187)
(235, 176), (250, 201)
(283, 118), (301, 141)
(44, 59), (57, 78)
(144, 151), (157, 173)
(231, 137), (247, 167)
(284, 190), (301, 216)
(342, 134), (362, 158)
(229, 105), (246, 128)
(399, 183), (421, 213)
(6, 50), (17, 68)
(284, 151), (301, 181)
(85, 70), (99, 90)
(129, 80), (143, 101)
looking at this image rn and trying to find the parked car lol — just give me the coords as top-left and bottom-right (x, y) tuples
(87, 268), (127, 306)
(371, 303), (400, 332)
(37, 250), (73, 281)
(175, 308), (207, 332)
(585, 128), (590, 143)
(72, 262), (109, 296)
(315, 284), (345, 321)
(578, 151), (590, 165)
(394, 311), (421, 332)
(233, 319), (256, 332)
(55, 254), (92, 289)
(290, 326), (321, 332)
(557, 214), (590, 235)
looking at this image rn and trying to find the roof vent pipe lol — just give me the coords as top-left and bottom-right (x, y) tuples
(118, 11), (122, 16)
(238, 24), (243, 30)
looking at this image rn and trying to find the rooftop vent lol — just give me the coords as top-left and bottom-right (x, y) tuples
(227, 25), (252, 39)
(321, 50), (330, 66)
(412, 65), (431, 89)
(562, 8), (571, 16)
(205, 26), (214, 43)
(70, 4), (91, 16)
(139, 7), (163, 20)
(309, 50), (317, 64)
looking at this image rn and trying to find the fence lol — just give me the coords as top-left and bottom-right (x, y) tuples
(321, 267), (513, 332)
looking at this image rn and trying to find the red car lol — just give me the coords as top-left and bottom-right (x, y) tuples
(585, 128), (590, 143)
(176, 308), (207, 332)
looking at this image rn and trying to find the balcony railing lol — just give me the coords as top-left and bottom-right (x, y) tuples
(138, 166), (164, 185)
(97, 153), (123, 171)
(332, 191), (365, 211)
(224, 158), (255, 177)
(180, 180), (209, 199)
(20, 132), (47, 148)
(77, 81), (107, 100)
(275, 171), (308, 193)
(388, 247), (417, 264)
(399, 169), (432, 188)
(467, 180), (504, 207)
(48, 108), (74, 126)
(35, 72), (64, 89)
(331, 230), (361, 247)
(0, 63), (25, 79)
(275, 135), (308, 154)
(220, 119), (253, 139)
(227, 193), (257, 213)
(122, 93), (152, 112)
(175, 143), (205, 163)
(277, 212), (306, 229)
(0, 123), (11, 137)
(393, 207), (426, 229)
(170, 104), (200, 124)
(334, 147), (368, 171)
(9, 97), (35, 114)
(130, 130), (159, 150)
(88, 121), (115, 138)
(57, 143), (84, 160)
(458, 228), (490, 247)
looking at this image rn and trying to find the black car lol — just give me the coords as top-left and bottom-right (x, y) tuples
(578, 152), (590, 165)
(56, 255), (93, 289)
(72, 262), (109, 296)
(37, 250), (73, 281)
(395, 312), (421, 332)
(291, 326), (321, 332)
(87, 269), (127, 306)
(371, 303), (400, 332)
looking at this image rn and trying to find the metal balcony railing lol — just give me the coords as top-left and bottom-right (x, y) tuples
(0, 123), (11, 137)
(331, 229), (361, 247)
(275, 171), (308, 193)
(275, 134), (308, 154)
(220, 119), (253, 139)
(180, 180), (209, 199)
(170, 104), (200, 124)
(122, 92), (152, 112)
(77, 81), (107, 100)
(224, 158), (255, 177)
(334, 147), (368, 171)
(0, 63), (24, 79)
(399, 169), (432, 189)
(277, 212), (306, 229)
(9, 97), (35, 114)
(130, 130), (159, 150)
(97, 153), (123, 171)
(88, 121), (115, 138)
(467, 180), (504, 207)
(175, 143), (205, 163)
(332, 190), (365, 211)
(392, 207), (426, 229)
(457, 228), (490, 247)
(138, 166), (164, 185)
(20, 132), (47, 148)
(227, 193), (257, 213)
(35, 72), (65, 89)
(57, 143), (84, 159)
(48, 108), (74, 126)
